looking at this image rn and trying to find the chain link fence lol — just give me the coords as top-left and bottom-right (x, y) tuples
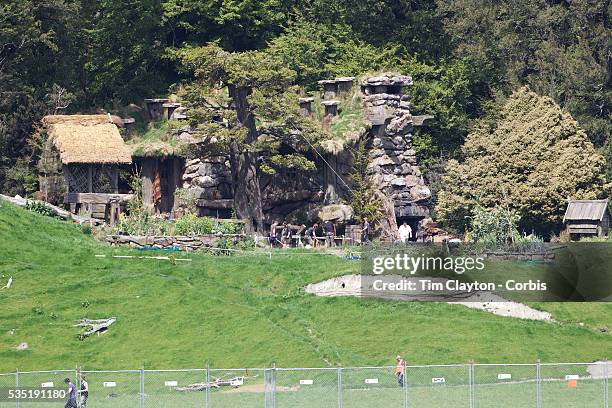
(1, 362), (609, 407)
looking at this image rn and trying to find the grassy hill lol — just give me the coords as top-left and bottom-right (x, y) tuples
(0, 200), (611, 372)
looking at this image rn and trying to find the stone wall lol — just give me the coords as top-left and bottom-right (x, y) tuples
(180, 155), (324, 222)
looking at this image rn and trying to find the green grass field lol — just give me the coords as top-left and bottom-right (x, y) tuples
(0, 200), (611, 374)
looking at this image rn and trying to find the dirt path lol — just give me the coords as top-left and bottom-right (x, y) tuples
(305, 274), (552, 321)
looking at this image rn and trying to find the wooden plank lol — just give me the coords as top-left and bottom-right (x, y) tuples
(195, 199), (234, 209)
(141, 159), (155, 210)
(64, 192), (132, 205)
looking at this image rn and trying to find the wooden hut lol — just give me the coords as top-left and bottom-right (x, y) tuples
(38, 115), (133, 222)
(563, 199), (610, 239)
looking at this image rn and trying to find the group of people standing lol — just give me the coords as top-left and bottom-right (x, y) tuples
(64, 375), (88, 408)
(268, 218), (371, 248)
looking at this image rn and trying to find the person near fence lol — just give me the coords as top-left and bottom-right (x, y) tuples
(64, 378), (77, 408)
(323, 219), (336, 247)
(79, 375), (89, 407)
(395, 355), (406, 387)
(304, 223), (318, 247)
(280, 222), (292, 247)
(269, 220), (279, 247)
(360, 217), (371, 244)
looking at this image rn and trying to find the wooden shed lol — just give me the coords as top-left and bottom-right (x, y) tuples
(563, 199), (610, 239)
(38, 115), (133, 222)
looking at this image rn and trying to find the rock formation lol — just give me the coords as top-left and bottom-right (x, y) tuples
(176, 73), (432, 236)
(361, 74), (432, 238)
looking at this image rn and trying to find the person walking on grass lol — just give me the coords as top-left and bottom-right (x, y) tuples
(79, 375), (89, 408)
(395, 355), (406, 387)
(64, 378), (77, 408)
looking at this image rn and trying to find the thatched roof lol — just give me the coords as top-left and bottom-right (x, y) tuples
(43, 115), (132, 165)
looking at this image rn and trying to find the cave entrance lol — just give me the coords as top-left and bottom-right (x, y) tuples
(396, 216), (423, 242)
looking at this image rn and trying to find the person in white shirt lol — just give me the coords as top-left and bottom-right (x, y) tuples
(398, 222), (412, 244)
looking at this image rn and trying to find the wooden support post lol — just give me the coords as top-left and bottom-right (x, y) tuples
(109, 199), (120, 226)
(87, 165), (93, 193)
(111, 168), (119, 193)
(171, 158), (182, 214)
(141, 159), (155, 212)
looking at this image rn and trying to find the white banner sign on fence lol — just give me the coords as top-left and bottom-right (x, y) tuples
(497, 374), (512, 380)
(432, 377), (446, 383)
(40, 382), (54, 388)
(103, 382), (116, 388)
(300, 379), (313, 385)
(164, 381), (178, 387)
(365, 378), (379, 384)
(565, 375), (579, 380)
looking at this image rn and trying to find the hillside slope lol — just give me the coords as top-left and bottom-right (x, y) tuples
(0, 200), (610, 371)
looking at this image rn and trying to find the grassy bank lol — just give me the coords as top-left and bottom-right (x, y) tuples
(0, 200), (610, 371)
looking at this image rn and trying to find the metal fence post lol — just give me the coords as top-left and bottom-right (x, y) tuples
(337, 367), (343, 408)
(403, 364), (408, 408)
(536, 360), (541, 408)
(140, 366), (144, 408)
(75, 366), (80, 408)
(604, 361), (609, 408)
(469, 362), (475, 408)
(205, 364), (210, 408)
(272, 363), (276, 408)
(15, 368), (19, 408)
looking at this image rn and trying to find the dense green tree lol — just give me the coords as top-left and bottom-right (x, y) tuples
(0, 0), (82, 194)
(179, 44), (325, 231)
(266, 20), (403, 89)
(437, 0), (611, 150)
(80, 0), (168, 106)
(436, 87), (609, 234)
(162, 0), (294, 51)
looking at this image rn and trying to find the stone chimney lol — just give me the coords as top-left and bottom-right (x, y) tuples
(144, 98), (168, 121)
(336, 77), (355, 96)
(321, 100), (341, 117)
(360, 73), (432, 237)
(121, 117), (136, 137)
(162, 102), (181, 120)
(318, 80), (339, 100)
(299, 97), (314, 116)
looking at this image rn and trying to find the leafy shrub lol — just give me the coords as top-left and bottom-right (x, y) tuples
(174, 214), (244, 235)
(31, 306), (44, 315)
(81, 224), (93, 235)
(25, 201), (55, 217)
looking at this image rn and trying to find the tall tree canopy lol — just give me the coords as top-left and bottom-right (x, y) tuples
(436, 87), (609, 234)
(0, 0), (610, 211)
(179, 44), (325, 231)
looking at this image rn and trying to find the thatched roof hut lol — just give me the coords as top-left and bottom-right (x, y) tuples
(43, 115), (132, 165)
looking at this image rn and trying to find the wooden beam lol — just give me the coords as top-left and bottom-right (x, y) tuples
(64, 192), (133, 205)
(87, 165), (93, 193)
(111, 168), (119, 193)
